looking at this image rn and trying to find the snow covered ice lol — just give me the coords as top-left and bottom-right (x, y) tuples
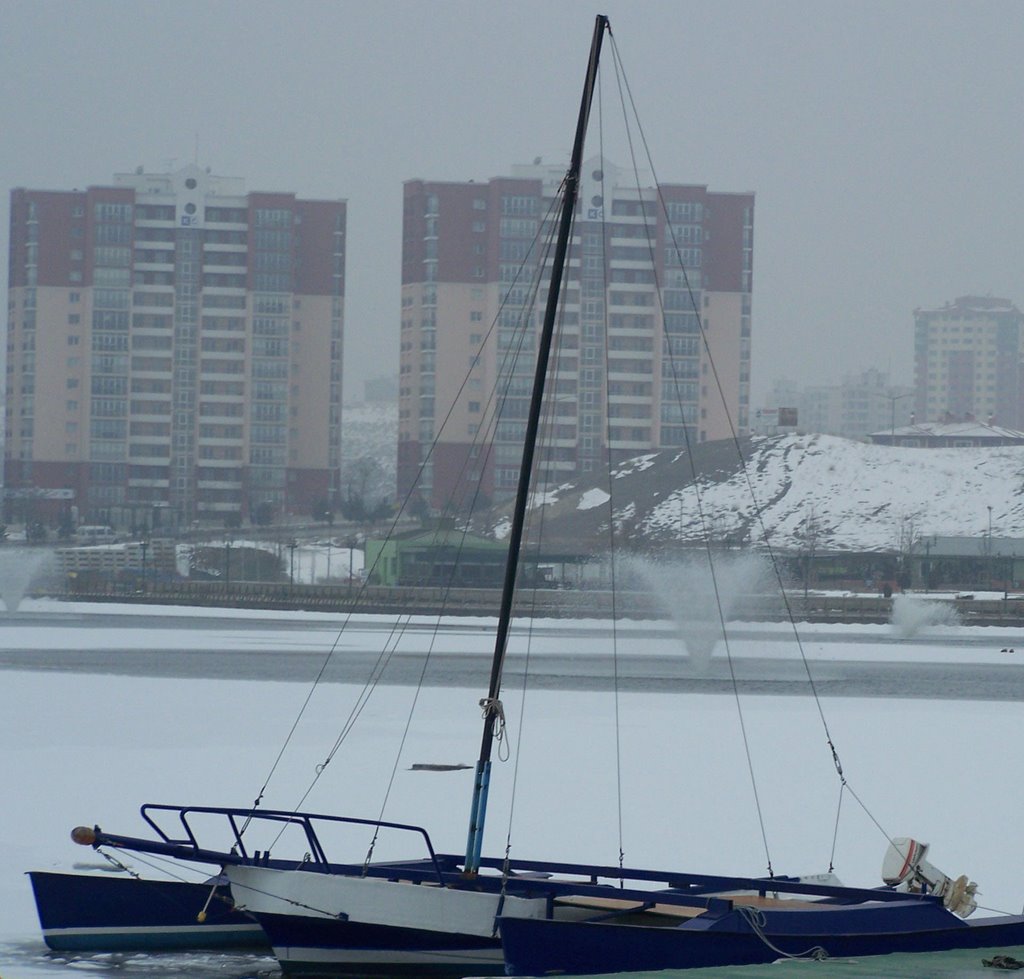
(3, 599), (1024, 976)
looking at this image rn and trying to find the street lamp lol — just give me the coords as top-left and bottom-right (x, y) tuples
(288, 539), (298, 596)
(922, 536), (932, 592)
(224, 540), (232, 589)
(987, 506), (995, 591)
(140, 538), (149, 594)
(347, 536), (358, 593)
(887, 392), (913, 439)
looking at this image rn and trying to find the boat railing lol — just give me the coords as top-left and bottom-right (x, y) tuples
(85, 804), (449, 884)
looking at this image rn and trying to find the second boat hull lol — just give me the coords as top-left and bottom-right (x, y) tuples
(499, 902), (1024, 975)
(27, 870), (267, 952)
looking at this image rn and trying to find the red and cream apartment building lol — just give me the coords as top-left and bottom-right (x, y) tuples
(399, 157), (753, 509)
(6, 166), (346, 529)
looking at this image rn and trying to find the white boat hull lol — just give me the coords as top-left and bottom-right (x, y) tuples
(227, 863), (546, 936)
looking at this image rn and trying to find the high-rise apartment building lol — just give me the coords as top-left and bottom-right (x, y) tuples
(399, 157), (753, 508)
(914, 296), (1024, 427)
(6, 166), (346, 528)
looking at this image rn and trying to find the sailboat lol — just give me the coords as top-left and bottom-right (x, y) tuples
(66, 12), (1024, 977)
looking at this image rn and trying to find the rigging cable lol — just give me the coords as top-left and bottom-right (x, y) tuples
(354, 183), (561, 864)
(498, 189), (572, 885)
(94, 847), (247, 920)
(608, 35), (774, 877)
(608, 32), (892, 861)
(253, 188), (561, 854)
(594, 66), (628, 879)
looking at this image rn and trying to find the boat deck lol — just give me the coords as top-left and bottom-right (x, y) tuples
(553, 890), (834, 926)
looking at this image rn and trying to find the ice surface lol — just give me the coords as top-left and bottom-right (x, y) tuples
(4, 604), (1024, 974)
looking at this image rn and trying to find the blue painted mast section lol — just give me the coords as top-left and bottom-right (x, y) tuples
(464, 13), (609, 875)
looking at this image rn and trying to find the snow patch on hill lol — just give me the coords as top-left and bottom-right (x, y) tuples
(499, 434), (1024, 551)
(650, 434), (1024, 550)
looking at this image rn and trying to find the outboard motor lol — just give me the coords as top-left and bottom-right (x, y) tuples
(882, 837), (978, 918)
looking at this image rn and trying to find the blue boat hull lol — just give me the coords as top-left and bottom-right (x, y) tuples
(253, 909), (505, 977)
(27, 870), (268, 952)
(499, 902), (1024, 975)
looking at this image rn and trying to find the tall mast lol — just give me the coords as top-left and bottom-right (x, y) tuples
(464, 13), (609, 875)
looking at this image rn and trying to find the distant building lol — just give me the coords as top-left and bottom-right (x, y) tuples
(869, 420), (1024, 448)
(6, 166), (347, 529)
(363, 374), (399, 404)
(913, 296), (1024, 427)
(365, 526), (509, 587)
(759, 370), (912, 439)
(399, 156), (754, 508)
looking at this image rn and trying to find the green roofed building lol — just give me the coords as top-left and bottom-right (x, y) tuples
(365, 526), (509, 587)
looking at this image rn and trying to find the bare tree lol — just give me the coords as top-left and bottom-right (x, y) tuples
(797, 507), (821, 599)
(894, 513), (921, 591)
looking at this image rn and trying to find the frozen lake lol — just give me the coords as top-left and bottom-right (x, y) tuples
(3, 599), (1024, 977)
(3, 597), (1024, 698)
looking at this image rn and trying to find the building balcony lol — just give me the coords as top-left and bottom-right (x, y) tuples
(608, 439), (652, 451)
(200, 286), (247, 296)
(607, 371), (655, 382)
(197, 479), (242, 489)
(133, 261), (175, 271)
(607, 395), (653, 405)
(127, 478), (169, 488)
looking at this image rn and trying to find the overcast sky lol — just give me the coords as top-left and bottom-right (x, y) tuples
(3, 0), (1022, 408)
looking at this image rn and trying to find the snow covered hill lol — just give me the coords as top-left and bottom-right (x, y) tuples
(486, 434), (1024, 552)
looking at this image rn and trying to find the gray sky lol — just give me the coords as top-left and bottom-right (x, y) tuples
(3, 0), (1022, 407)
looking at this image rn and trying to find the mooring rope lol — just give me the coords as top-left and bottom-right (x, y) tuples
(479, 696), (509, 762)
(735, 905), (830, 961)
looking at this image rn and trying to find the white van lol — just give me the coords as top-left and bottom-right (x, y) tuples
(76, 525), (117, 545)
